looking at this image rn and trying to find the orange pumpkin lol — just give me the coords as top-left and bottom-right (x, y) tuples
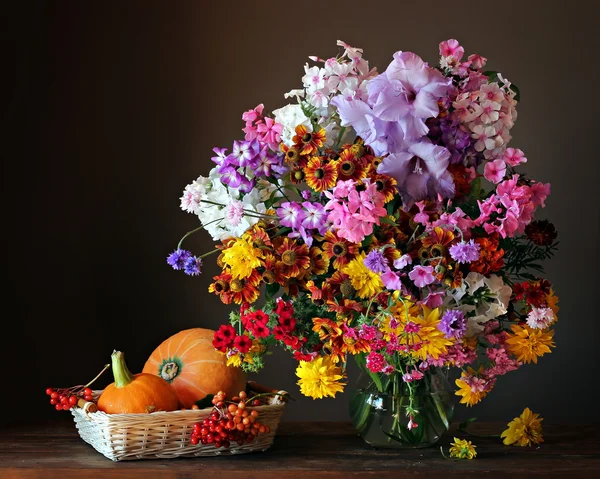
(142, 328), (247, 408)
(97, 350), (179, 414)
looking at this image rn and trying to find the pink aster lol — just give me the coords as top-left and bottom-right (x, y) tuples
(409, 265), (435, 288)
(224, 200), (244, 226)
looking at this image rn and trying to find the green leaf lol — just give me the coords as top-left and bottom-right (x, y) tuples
(458, 417), (478, 431)
(194, 394), (215, 410)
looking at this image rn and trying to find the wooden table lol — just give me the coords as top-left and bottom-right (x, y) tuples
(1, 420), (598, 478)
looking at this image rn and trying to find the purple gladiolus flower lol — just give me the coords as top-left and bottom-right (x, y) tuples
(184, 256), (202, 276)
(377, 139), (454, 208)
(363, 249), (389, 274)
(167, 249), (192, 271)
(449, 240), (481, 264)
(439, 309), (467, 339)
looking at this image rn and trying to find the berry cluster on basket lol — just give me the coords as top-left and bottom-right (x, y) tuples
(45, 386), (95, 411)
(190, 390), (272, 449)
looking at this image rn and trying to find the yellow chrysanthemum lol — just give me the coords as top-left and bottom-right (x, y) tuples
(501, 408), (544, 447)
(506, 324), (555, 364)
(411, 307), (454, 360)
(226, 354), (242, 368)
(455, 368), (489, 407)
(296, 356), (346, 399)
(341, 253), (384, 299)
(221, 237), (263, 279)
(449, 437), (477, 459)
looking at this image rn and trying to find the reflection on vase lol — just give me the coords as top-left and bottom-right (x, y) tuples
(349, 366), (456, 448)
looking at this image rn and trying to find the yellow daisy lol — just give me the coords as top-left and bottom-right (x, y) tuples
(449, 437), (477, 459)
(220, 236), (263, 279)
(296, 356), (346, 399)
(506, 324), (555, 364)
(501, 408), (544, 447)
(411, 306), (454, 360)
(341, 253), (384, 299)
(455, 368), (490, 407)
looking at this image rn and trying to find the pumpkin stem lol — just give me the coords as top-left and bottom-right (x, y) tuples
(111, 350), (134, 388)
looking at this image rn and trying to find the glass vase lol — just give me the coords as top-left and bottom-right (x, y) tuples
(349, 366), (456, 448)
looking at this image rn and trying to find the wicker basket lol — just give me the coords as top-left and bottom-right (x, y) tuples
(71, 384), (288, 461)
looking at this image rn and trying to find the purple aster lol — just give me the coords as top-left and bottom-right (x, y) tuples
(439, 309), (467, 339)
(449, 239), (480, 264)
(301, 201), (327, 232)
(277, 201), (305, 229)
(363, 249), (389, 274)
(167, 249), (192, 271)
(219, 166), (243, 188)
(183, 256), (202, 276)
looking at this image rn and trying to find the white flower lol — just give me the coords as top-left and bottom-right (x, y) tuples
(302, 65), (326, 94)
(272, 104), (312, 147)
(526, 307), (555, 330)
(284, 89), (305, 100)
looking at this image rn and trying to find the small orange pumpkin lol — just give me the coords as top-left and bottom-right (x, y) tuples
(142, 328), (247, 408)
(97, 350), (179, 414)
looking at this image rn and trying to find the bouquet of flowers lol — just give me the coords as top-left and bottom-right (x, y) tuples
(169, 39), (558, 448)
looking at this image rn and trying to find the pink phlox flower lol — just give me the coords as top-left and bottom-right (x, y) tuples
(409, 265), (436, 288)
(439, 39), (464, 61)
(394, 254), (412, 270)
(242, 104), (264, 123)
(502, 147), (527, 166)
(382, 365), (395, 375)
(256, 117), (282, 149)
(468, 54), (487, 70)
(529, 182), (551, 207)
(422, 290), (445, 308)
(381, 269), (403, 290)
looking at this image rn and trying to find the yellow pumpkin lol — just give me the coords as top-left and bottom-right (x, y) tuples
(97, 351), (179, 414)
(142, 328), (247, 408)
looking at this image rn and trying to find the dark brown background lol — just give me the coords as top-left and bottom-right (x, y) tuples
(3, 0), (599, 427)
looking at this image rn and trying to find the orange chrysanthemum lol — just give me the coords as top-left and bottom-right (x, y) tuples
(321, 231), (359, 269)
(293, 125), (326, 156)
(208, 270), (261, 305)
(274, 237), (311, 278)
(337, 148), (367, 182)
(470, 234), (504, 275)
(304, 156), (338, 192)
(371, 173), (397, 203)
(260, 253), (286, 286)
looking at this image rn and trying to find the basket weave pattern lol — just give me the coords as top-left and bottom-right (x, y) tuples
(72, 391), (286, 461)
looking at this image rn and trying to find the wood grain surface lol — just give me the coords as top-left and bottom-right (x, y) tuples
(1, 420), (598, 478)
